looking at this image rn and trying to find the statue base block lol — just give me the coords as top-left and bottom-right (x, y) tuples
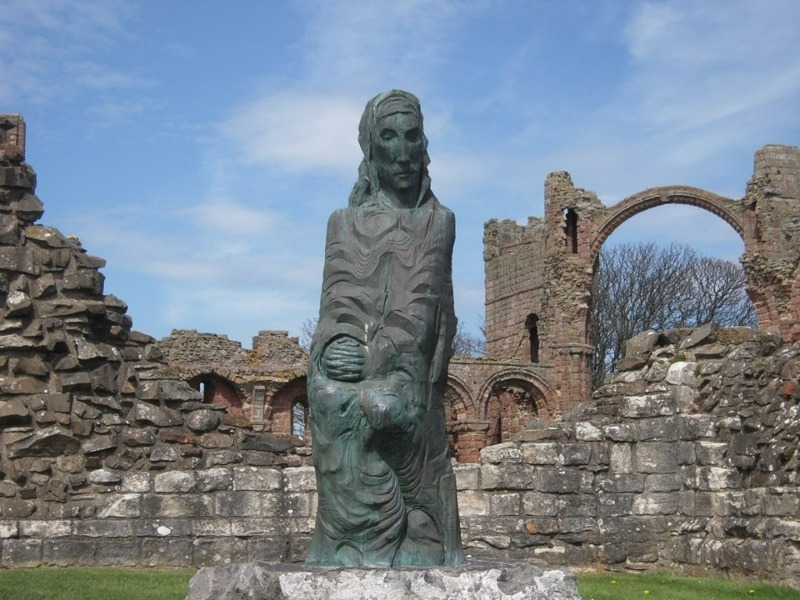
(185, 560), (581, 599)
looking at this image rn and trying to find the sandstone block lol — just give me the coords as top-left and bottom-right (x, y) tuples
(622, 393), (674, 418)
(96, 539), (140, 567)
(574, 421), (603, 441)
(142, 538), (193, 567)
(489, 492), (521, 516)
(191, 469), (230, 494)
(521, 442), (558, 465)
(154, 471), (196, 493)
(98, 494), (141, 518)
(634, 442), (677, 473)
(215, 492), (280, 517)
(480, 442), (522, 464)
(43, 539), (95, 566)
(480, 464), (536, 490)
(453, 464), (479, 490)
(282, 467), (317, 492)
(1, 539), (41, 567)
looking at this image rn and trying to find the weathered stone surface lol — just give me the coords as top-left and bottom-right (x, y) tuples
(186, 561), (581, 600)
(0, 397), (29, 425)
(6, 427), (80, 458)
(186, 410), (220, 433)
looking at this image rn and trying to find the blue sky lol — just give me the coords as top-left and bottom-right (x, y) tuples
(3, 0), (799, 346)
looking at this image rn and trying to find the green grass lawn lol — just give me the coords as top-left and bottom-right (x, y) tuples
(0, 567), (798, 599)
(0, 568), (194, 600)
(578, 571), (800, 600)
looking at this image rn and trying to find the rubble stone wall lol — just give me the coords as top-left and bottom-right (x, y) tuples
(3, 325), (800, 587)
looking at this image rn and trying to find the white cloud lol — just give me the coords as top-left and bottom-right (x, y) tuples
(0, 0), (139, 105)
(222, 92), (363, 172)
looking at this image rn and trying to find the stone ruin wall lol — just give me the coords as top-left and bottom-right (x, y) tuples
(484, 144), (800, 418)
(2, 114), (800, 586)
(3, 320), (800, 586)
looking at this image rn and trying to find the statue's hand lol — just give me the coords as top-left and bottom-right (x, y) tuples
(322, 336), (366, 382)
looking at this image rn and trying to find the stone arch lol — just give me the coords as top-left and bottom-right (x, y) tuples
(476, 369), (553, 448)
(269, 376), (309, 440)
(591, 186), (744, 262)
(443, 375), (483, 463)
(187, 372), (244, 417)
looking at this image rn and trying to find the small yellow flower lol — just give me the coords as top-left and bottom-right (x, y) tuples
(643, 590), (650, 595)
(749, 590), (756, 596)
(610, 579), (617, 585)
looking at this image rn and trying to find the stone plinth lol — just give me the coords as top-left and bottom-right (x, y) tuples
(185, 560), (581, 600)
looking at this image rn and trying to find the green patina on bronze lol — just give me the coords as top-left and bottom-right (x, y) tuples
(306, 90), (465, 567)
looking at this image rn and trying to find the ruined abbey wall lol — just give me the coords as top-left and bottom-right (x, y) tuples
(3, 325), (800, 586)
(484, 144), (800, 418)
(2, 114), (800, 586)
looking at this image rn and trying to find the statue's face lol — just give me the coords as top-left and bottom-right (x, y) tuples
(373, 112), (423, 201)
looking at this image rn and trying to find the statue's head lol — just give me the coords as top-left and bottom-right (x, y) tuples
(350, 90), (431, 208)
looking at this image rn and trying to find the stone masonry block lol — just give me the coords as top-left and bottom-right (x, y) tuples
(457, 490), (489, 516)
(43, 539), (95, 566)
(142, 494), (214, 518)
(634, 443), (678, 473)
(286, 492), (313, 518)
(197, 468), (233, 492)
(215, 492), (280, 517)
(154, 471), (196, 493)
(632, 493), (679, 516)
(603, 424), (637, 442)
(645, 474), (683, 493)
(231, 518), (289, 537)
(453, 464), (479, 490)
(521, 442), (559, 465)
(192, 538), (248, 568)
(96, 539), (140, 566)
(2, 539), (41, 567)
(598, 493), (634, 518)
(558, 444), (592, 465)
(696, 442), (728, 466)
(480, 464), (537, 490)
(695, 467), (741, 491)
(636, 417), (680, 441)
(489, 492), (521, 516)
(574, 422), (603, 441)
(120, 472), (151, 493)
(73, 520), (135, 538)
(610, 444), (633, 473)
(666, 362), (699, 387)
(98, 493), (141, 518)
(480, 442), (522, 464)
(621, 394), (674, 418)
(765, 492), (800, 517)
(142, 538), (192, 567)
(595, 473), (645, 493)
(521, 492), (559, 517)
(234, 467), (283, 491)
(18, 520), (71, 538)
(284, 467), (315, 492)
(0, 521), (18, 539)
(536, 468), (582, 494)
(190, 519), (232, 537)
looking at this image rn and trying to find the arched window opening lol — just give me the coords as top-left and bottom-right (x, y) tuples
(525, 313), (540, 363)
(291, 401), (308, 439)
(564, 208), (578, 254)
(188, 374), (243, 415)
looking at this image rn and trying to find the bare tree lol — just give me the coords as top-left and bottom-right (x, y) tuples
(452, 320), (486, 357)
(590, 243), (756, 388)
(299, 317), (317, 353)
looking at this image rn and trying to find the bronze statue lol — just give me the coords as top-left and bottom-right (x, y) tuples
(306, 90), (464, 567)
